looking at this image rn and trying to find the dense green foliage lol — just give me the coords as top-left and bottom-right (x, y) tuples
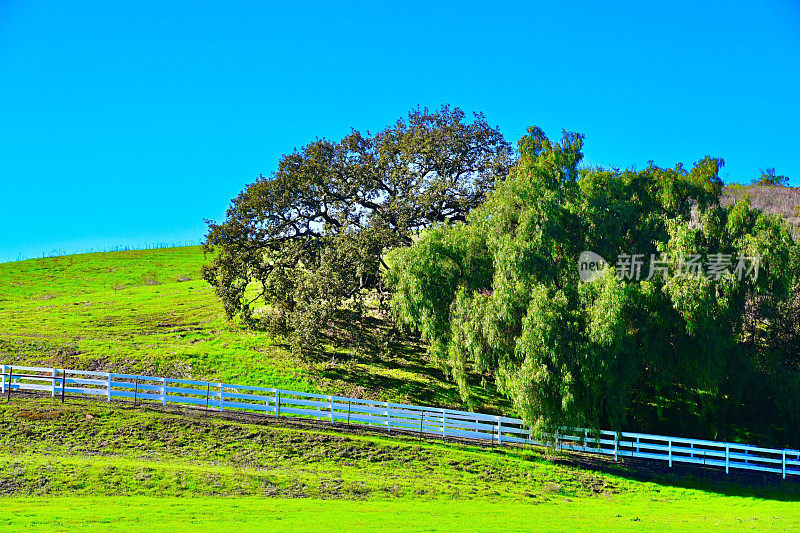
(388, 127), (800, 445)
(203, 106), (513, 352)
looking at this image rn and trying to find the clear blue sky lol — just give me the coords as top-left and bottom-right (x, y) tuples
(1, 0), (798, 262)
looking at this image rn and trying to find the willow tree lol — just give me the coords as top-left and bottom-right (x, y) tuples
(387, 126), (800, 444)
(203, 105), (513, 351)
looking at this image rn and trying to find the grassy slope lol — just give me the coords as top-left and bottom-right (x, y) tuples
(2, 247), (799, 530)
(0, 246), (501, 411)
(1, 397), (798, 531)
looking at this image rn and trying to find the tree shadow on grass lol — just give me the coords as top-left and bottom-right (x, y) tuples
(319, 364), (468, 409)
(307, 311), (506, 413)
(210, 398), (800, 502)
(521, 447), (800, 502)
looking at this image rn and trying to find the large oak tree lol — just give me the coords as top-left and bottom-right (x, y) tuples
(203, 105), (513, 351)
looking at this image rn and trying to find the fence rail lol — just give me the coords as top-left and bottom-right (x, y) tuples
(3, 364), (798, 479)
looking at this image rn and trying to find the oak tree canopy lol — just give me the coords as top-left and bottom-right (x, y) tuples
(203, 105), (513, 351)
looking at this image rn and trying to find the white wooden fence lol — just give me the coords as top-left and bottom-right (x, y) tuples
(3, 364), (799, 479)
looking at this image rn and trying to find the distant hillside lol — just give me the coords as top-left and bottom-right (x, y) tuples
(722, 185), (800, 230)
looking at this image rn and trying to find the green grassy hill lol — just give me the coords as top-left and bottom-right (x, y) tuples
(2, 247), (799, 531)
(0, 246), (501, 411)
(1, 396), (798, 531)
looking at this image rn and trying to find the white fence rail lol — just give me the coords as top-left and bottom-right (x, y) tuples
(3, 364), (798, 479)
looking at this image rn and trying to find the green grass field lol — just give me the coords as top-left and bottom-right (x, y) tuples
(0, 247), (501, 411)
(1, 397), (799, 531)
(4, 496), (799, 532)
(2, 247), (799, 531)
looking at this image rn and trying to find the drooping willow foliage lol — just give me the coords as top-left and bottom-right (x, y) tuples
(387, 126), (800, 445)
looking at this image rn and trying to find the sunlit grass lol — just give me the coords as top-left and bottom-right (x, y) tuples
(2, 247), (799, 532)
(2, 495), (798, 532)
(1, 397), (798, 531)
(0, 247), (502, 410)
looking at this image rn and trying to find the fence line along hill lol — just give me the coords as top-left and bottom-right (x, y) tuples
(4, 364), (799, 480)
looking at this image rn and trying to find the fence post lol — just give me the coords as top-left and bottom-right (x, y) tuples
(690, 442), (694, 459)
(1, 365), (5, 395)
(725, 445), (729, 474)
(783, 450), (786, 480)
(497, 416), (502, 445)
(107, 373), (112, 402)
(52, 368), (57, 398)
(134, 378), (139, 405)
(275, 391), (280, 418)
(668, 439), (672, 467)
(7, 366), (12, 401)
(441, 409), (446, 439)
(61, 372), (65, 403)
(386, 401), (391, 433)
(584, 429), (588, 452)
(219, 383), (224, 411)
(329, 396), (334, 425)
(614, 434), (618, 462)
(636, 436), (640, 455)
(161, 377), (167, 407)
